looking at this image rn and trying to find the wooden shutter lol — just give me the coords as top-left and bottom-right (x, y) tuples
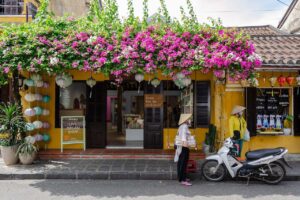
(245, 87), (257, 137)
(195, 81), (210, 127)
(294, 89), (300, 136)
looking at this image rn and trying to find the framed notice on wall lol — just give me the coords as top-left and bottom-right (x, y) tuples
(61, 116), (86, 152)
(144, 94), (163, 108)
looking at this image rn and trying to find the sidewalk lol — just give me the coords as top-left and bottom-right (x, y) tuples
(1, 158), (300, 181)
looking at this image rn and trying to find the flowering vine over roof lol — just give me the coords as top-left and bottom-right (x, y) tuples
(0, 0), (262, 85)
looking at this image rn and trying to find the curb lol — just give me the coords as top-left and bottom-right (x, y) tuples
(0, 172), (299, 181)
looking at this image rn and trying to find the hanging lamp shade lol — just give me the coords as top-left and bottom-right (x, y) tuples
(33, 120), (43, 129)
(277, 76), (286, 87)
(24, 93), (36, 102)
(269, 77), (277, 87)
(135, 73), (144, 83)
(43, 133), (51, 142)
(182, 77), (191, 87)
(24, 79), (35, 87)
(176, 72), (185, 80)
(25, 123), (35, 131)
(24, 108), (36, 117)
(42, 95), (51, 103)
(55, 74), (73, 88)
(86, 76), (96, 88)
(33, 106), (43, 115)
(296, 75), (300, 86)
(34, 134), (43, 142)
(151, 78), (161, 88)
(31, 74), (42, 81)
(286, 76), (294, 86)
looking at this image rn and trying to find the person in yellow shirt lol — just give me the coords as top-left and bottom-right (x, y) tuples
(229, 105), (247, 157)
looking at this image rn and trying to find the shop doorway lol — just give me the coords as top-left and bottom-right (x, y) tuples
(106, 81), (145, 149)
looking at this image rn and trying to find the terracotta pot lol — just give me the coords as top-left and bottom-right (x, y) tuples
(0, 145), (19, 165)
(19, 152), (37, 165)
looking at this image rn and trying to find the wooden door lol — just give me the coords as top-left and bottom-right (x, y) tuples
(86, 82), (107, 148)
(144, 83), (163, 149)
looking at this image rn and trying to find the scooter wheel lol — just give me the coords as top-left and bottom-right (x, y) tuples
(261, 161), (286, 185)
(201, 160), (226, 182)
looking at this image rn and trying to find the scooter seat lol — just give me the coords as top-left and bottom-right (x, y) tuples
(246, 148), (284, 160)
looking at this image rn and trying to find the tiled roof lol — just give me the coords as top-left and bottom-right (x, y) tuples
(227, 25), (287, 36)
(229, 25), (300, 67)
(251, 35), (300, 67)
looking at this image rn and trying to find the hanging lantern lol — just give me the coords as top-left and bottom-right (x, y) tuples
(24, 108), (36, 117)
(277, 76), (286, 87)
(24, 79), (35, 87)
(34, 94), (43, 101)
(135, 73), (144, 93)
(43, 133), (51, 142)
(33, 120), (43, 129)
(55, 74), (73, 88)
(176, 72), (185, 80)
(42, 95), (51, 103)
(33, 106), (43, 116)
(182, 77), (192, 87)
(25, 123), (35, 131)
(34, 134), (43, 142)
(35, 80), (44, 88)
(135, 73), (144, 83)
(30, 74), (42, 81)
(248, 77), (259, 87)
(42, 109), (50, 116)
(42, 122), (50, 129)
(269, 77), (277, 87)
(25, 136), (36, 144)
(86, 76), (96, 98)
(24, 93), (36, 102)
(43, 81), (50, 88)
(286, 76), (294, 86)
(151, 78), (161, 88)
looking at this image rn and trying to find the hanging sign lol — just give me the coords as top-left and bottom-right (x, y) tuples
(61, 116), (86, 152)
(144, 94), (163, 108)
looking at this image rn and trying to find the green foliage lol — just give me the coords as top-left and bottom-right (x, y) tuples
(0, 102), (26, 146)
(17, 141), (38, 155)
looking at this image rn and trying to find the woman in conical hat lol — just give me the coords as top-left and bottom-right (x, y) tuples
(229, 105), (247, 157)
(175, 113), (192, 186)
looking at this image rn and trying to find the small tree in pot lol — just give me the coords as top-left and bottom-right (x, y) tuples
(0, 102), (26, 165)
(17, 136), (38, 165)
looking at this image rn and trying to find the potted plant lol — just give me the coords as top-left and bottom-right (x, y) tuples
(17, 136), (38, 165)
(283, 115), (293, 135)
(0, 102), (26, 165)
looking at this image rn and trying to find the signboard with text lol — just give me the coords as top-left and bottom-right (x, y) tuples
(61, 116), (86, 152)
(144, 94), (163, 108)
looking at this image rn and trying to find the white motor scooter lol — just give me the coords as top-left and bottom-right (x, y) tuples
(201, 137), (290, 184)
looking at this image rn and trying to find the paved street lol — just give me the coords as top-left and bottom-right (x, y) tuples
(0, 180), (299, 200)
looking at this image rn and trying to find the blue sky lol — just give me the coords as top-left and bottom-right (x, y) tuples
(115, 0), (293, 27)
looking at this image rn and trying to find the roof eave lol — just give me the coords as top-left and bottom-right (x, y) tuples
(278, 0), (299, 29)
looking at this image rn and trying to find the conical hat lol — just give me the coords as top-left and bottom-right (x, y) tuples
(178, 113), (192, 126)
(231, 105), (246, 115)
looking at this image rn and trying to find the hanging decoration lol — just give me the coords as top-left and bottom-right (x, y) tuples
(24, 108), (36, 117)
(33, 120), (43, 129)
(86, 75), (97, 98)
(30, 74), (42, 82)
(25, 123), (35, 131)
(35, 80), (44, 88)
(182, 77), (192, 87)
(43, 82), (50, 88)
(25, 135), (36, 144)
(269, 77), (277, 87)
(42, 109), (50, 116)
(43, 133), (51, 142)
(34, 93), (43, 101)
(24, 93), (36, 102)
(55, 73), (73, 88)
(277, 75), (286, 87)
(248, 77), (259, 87)
(151, 78), (161, 88)
(135, 73), (144, 93)
(296, 75), (300, 95)
(174, 72), (188, 89)
(42, 95), (51, 103)
(24, 79), (35, 87)
(42, 122), (50, 129)
(286, 76), (294, 86)
(34, 134), (44, 142)
(33, 106), (43, 115)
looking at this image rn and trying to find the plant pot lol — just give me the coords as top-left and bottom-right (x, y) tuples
(0, 145), (19, 165)
(283, 128), (291, 136)
(19, 152), (37, 165)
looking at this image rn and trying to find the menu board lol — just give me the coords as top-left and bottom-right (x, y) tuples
(144, 94), (163, 108)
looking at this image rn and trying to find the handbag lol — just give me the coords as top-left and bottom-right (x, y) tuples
(243, 129), (250, 141)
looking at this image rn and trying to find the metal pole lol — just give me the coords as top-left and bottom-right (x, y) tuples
(25, 3), (29, 22)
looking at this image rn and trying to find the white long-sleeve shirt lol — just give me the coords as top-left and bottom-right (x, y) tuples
(178, 123), (191, 142)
